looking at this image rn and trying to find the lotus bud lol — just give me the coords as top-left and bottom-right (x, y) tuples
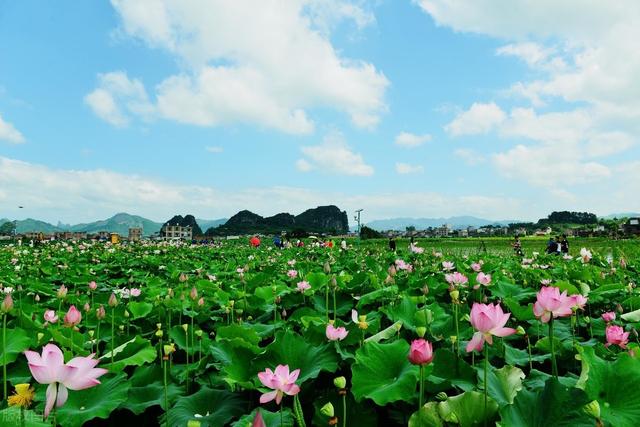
(197, 297), (204, 307)
(96, 305), (106, 320)
(416, 326), (427, 338)
(323, 262), (331, 274)
(331, 277), (337, 288)
(333, 376), (346, 389)
(583, 400), (601, 419)
(388, 264), (396, 277)
(422, 285), (429, 295)
(179, 273), (188, 282)
(320, 402), (335, 417)
(124, 310), (130, 318)
(34, 294), (40, 302)
(190, 287), (198, 300)
(84, 303), (91, 313)
(108, 293), (118, 307)
(168, 288), (174, 298)
(88, 281), (97, 291)
(1, 294), (13, 313)
(57, 285), (68, 299)
(435, 392), (448, 401)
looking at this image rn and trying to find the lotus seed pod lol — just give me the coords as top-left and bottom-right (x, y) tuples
(583, 400), (601, 419)
(320, 402), (335, 417)
(435, 392), (448, 401)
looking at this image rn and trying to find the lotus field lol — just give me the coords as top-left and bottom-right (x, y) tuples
(1, 238), (640, 426)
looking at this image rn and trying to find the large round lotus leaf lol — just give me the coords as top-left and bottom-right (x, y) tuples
(0, 328), (31, 367)
(408, 402), (444, 427)
(99, 336), (156, 371)
(437, 391), (499, 427)
(56, 373), (130, 427)
(576, 346), (640, 426)
(477, 365), (525, 407)
(351, 340), (419, 405)
(162, 387), (246, 427)
(500, 378), (592, 427)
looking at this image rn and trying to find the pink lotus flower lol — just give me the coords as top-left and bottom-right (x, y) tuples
(605, 325), (629, 349)
(410, 243), (424, 254)
(395, 259), (413, 271)
(433, 251), (443, 258)
(442, 261), (455, 271)
(474, 272), (492, 289)
(130, 288), (141, 297)
(252, 410), (267, 427)
(88, 281), (97, 291)
(287, 260), (296, 266)
(197, 297), (205, 307)
(296, 281), (311, 293)
(533, 287), (574, 323)
(540, 279), (552, 286)
(1, 294), (13, 313)
(408, 339), (434, 365)
(287, 270), (298, 279)
(83, 303), (91, 313)
(24, 343), (107, 418)
(96, 305), (106, 320)
(257, 364), (301, 404)
(63, 305), (82, 327)
(445, 272), (468, 286)
(44, 310), (58, 324)
(571, 294), (588, 310)
(471, 262), (482, 272)
(580, 248), (592, 263)
(190, 287), (198, 300)
(466, 303), (516, 352)
(326, 323), (349, 341)
(602, 312), (616, 323)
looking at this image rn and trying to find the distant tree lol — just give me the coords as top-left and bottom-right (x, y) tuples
(0, 221), (16, 236)
(543, 211), (597, 225)
(360, 226), (382, 240)
(406, 226), (416, 232)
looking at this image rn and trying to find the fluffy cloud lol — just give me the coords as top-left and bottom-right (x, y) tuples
(444, 103), (505, 136)
(0, 155), (535, 223)
(84, 72), (153, 127)
(395, 162), (424, 174)
(90, 0), (389, 133)
(394, 132), (431, 148)
(419, 1), (640, 191)
(453, 148), (485, 165)
(298, 132), (374, 176)
(0, 113), (25, 144)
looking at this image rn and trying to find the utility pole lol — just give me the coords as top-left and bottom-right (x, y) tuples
(354, 209), (363, 245)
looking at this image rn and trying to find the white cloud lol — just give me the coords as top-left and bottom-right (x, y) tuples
(0, 114), (25, 144)
(0, 155), (537, 223)
(299, 132), (374, 176)
(205, 146), (223, 153)
(453, 148), (485, 165)
(445, 102), (506, 136)
(395, 162), (424, 174)
(394, 131), (431, 148)
(84, 72), (153, 127)
(96, 0), (389, 133)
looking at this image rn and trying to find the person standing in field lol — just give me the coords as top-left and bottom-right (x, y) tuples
(513, 235), (523, 256)
(560, 234), (569, 254)
(546, 236), (557, 254)
(389, 237), (397, 252)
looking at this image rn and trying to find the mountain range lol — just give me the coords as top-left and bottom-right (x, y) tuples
(365, 216), (518, 231)
(0, 213), (227, 236)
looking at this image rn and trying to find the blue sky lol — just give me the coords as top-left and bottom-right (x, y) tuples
(1, 0), (639, 224)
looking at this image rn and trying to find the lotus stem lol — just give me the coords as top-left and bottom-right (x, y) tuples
(2, 313), (6, 402)
(111, 307), (115, 365)
(484, 344), (488, 427)
(549, 316), (558, 378)
(419, 364), (424, 410)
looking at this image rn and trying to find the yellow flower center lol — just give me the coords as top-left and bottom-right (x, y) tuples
(7, 383), (35, 408)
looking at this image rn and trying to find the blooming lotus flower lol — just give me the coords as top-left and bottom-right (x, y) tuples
(471, 262), (482, 272)
(571, 294), (588, 310)
(474, 272), (492, 289)
(442, 261), (455, 271)
(351, 309), (369, 330)
(580, 248), (592, 263)
(445, 272), (468, 286)
(533, 286), (575, 323)
(57, 285), (68, 299)
(433, 251), (443, 258)
(540, 279), (552, 285)
(287, 270), (298, 279)
(287, 260), (296, 266)
(24, 343), (107, 418)
(296, 281), (311, 293)
(326, 323), (349, 341)
(63, 305), (81, 327)
(602, 312), (616, 323)
(410, 243), (424, 254)
(466, 303), (516, 352)
(43, 310), (58, 324)
(257, 364), (300, 404)
(605, 325), (629, 349)
(408, 339), (434, 365)
(130, 288), (141, 297)
(395, 259), (413, 271)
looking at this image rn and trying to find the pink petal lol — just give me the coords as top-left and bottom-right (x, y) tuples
(275, 390), (284, 405)
(56, 384), (68, 408)
(259, 391), (277, 404)
(288, 368), (300, 383)
(540, 311), (551, 323)
(44, 383), (57, 419)
(492, 327), (516, 337)
(285, 384), (301, 396)
(351, 309), (358, 323)
(465, 332), (484, 353)
(28, 363), (55, 384)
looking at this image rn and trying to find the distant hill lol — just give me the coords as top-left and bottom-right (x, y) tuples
(603, 213), (640, 219)
(207, 205), (349, 236)
(365, 216), (514, 231)
(161, 214), (203, 236)
(69, 213), (163, 236)
(1, 218), (64, 234)
(197, 218), (227, 231)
